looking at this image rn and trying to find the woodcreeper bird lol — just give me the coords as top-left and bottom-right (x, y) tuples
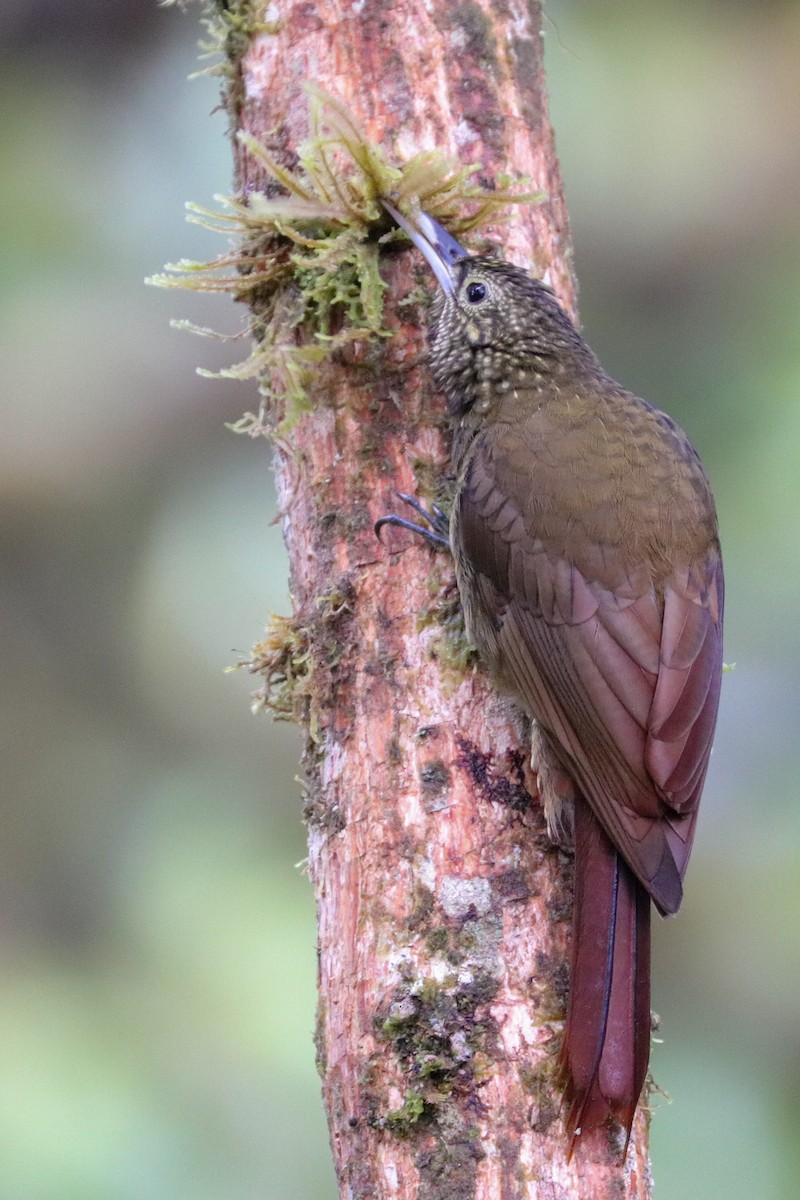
(379, 203), (724, 1152)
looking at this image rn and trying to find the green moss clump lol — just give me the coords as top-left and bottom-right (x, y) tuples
(163, 0), (281, 87)
(148, 84), (541, 435)
(385, 1088), (428, 1135)
(233, 612), (317, 735)
(376, 973), (497, 1114)
(234, 572), (359, 751)
(372, 972), (498, 1196)
(417, 583), (479, 681)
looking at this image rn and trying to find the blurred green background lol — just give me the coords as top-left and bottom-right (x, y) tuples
(1, 2), (798, 1197)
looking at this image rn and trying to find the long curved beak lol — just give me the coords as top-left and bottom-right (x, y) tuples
(381, 200), (466, 295)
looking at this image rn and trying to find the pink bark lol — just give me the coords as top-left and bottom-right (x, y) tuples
(235, 2), (652, 1195)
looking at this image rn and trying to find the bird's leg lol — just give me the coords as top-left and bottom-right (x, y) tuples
(374, 491), (450, 550)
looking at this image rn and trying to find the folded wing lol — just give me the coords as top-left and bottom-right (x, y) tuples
(457, 431), (724, 915)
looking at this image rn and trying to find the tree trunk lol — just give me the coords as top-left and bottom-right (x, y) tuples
(233, 2), (651, 1196)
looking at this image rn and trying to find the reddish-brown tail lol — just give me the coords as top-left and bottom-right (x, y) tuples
(560, 799), (652, 1155)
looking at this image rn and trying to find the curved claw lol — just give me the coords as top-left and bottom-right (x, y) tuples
(375, 491), (450, 550)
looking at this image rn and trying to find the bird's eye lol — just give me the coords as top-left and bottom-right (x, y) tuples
(465, 280), (487, 304)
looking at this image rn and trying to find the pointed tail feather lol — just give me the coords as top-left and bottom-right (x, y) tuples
(561, 799), (652, 1155)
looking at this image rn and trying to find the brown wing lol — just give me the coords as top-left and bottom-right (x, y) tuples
(456, 420), (724, 916)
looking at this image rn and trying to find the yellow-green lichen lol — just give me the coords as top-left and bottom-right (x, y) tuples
(148, 84), (541, 436)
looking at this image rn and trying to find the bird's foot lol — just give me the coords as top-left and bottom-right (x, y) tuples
(374, 491), (450, 550)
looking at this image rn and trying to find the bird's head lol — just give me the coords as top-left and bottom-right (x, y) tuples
(383, 202), (596, 417)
